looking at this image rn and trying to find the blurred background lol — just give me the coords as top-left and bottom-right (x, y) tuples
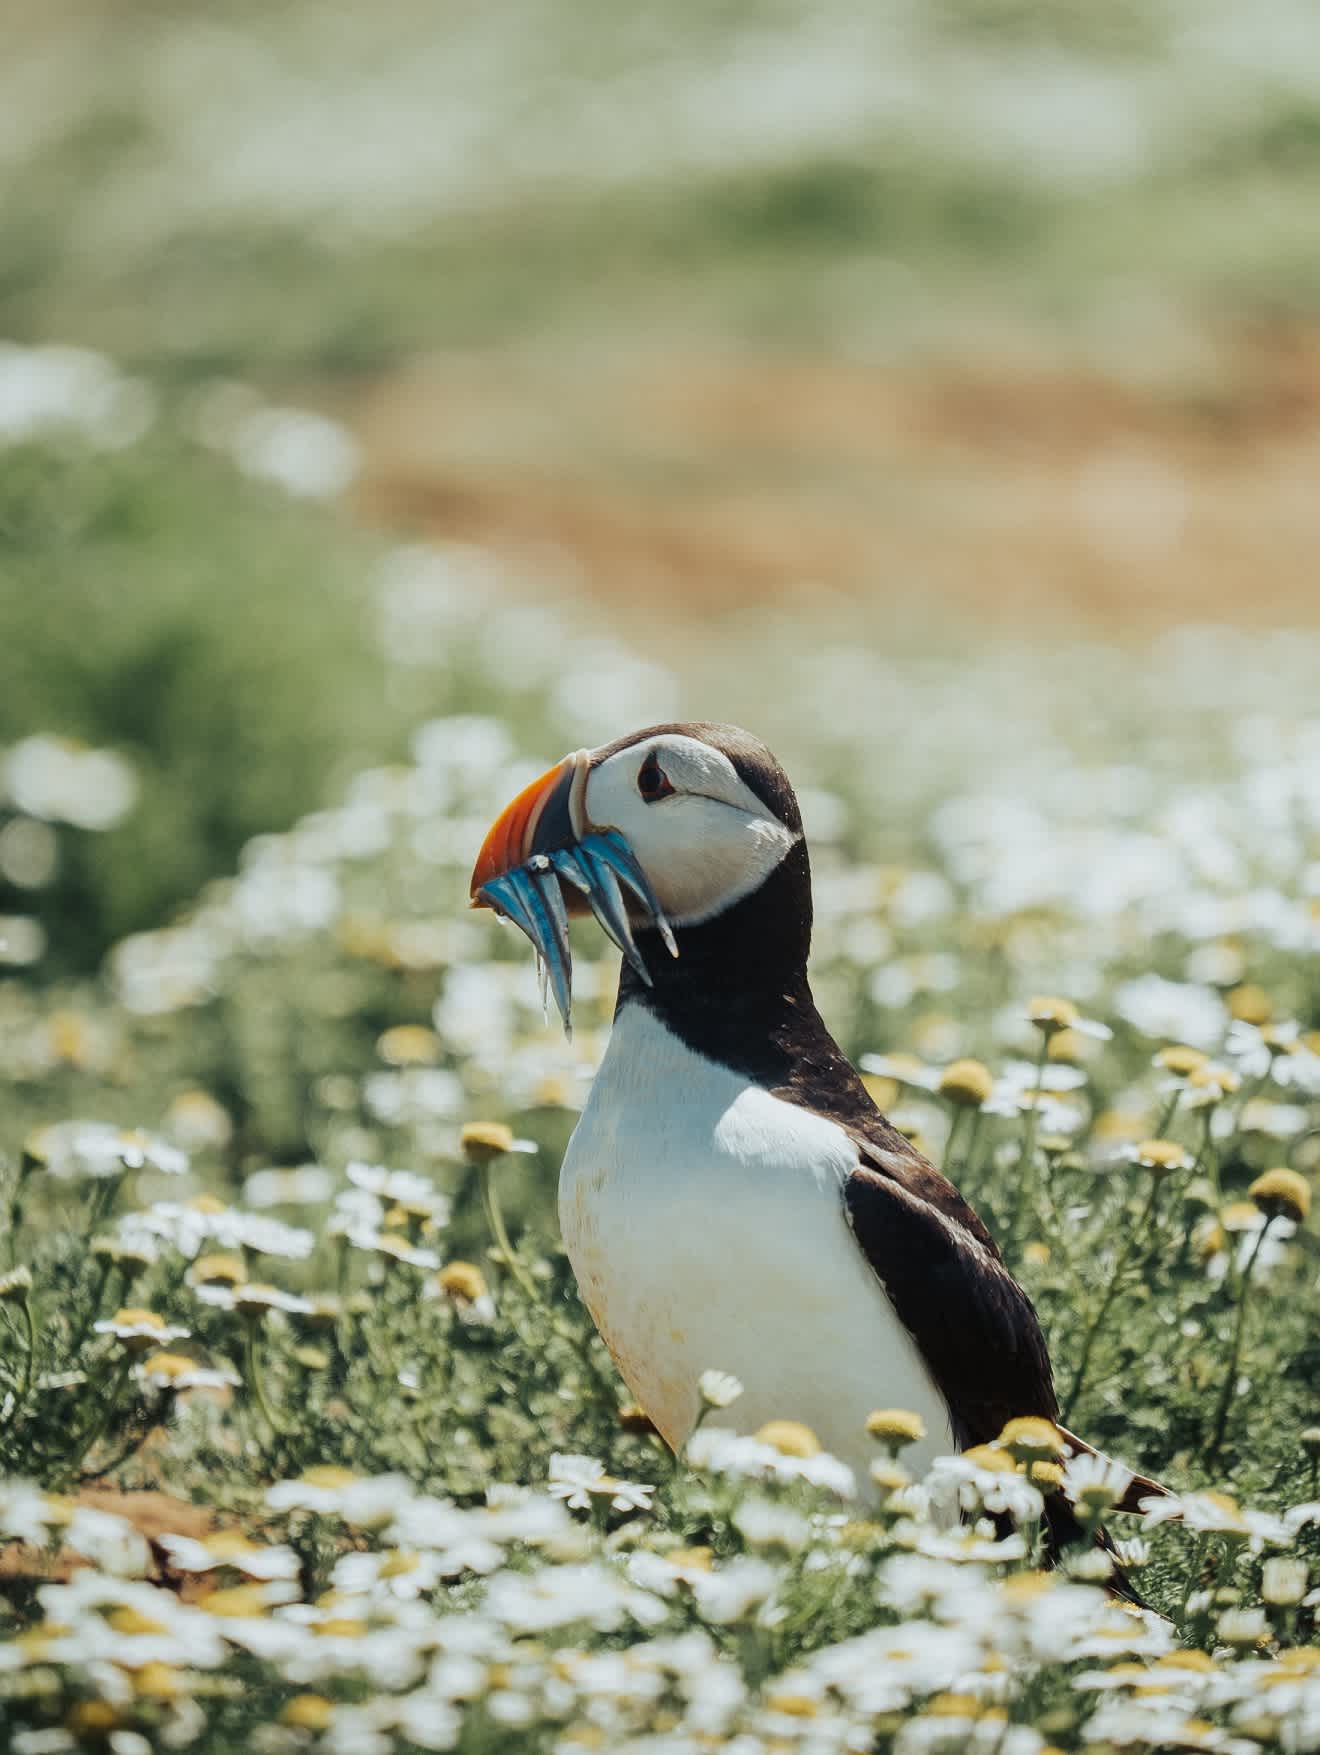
(3, 0), (1320, 974)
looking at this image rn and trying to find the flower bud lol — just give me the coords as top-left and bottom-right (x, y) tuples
(461, 1121), (515, 1163)
(755, 1419), (821, 1459)
(1249, 1167), (1310, 1226)
(938, 1059), (994, 1109)
(865, 1408), (927, 1447)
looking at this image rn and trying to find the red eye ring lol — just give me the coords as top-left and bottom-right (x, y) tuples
(637, 755), (675, 803)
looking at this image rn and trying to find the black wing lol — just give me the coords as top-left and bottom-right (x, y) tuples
(841, 1139), (1058, 1449)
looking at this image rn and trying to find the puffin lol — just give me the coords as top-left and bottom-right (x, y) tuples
(470, 721), (1162, 1571)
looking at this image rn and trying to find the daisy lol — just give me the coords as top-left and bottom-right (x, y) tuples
(136, 1352), (239, 1394)
(698, 1368), (744, 1409)
(347, 1161), (452, 1220)
(547, 1454), (655, 1514)
(196, 1281), (314, 1316)
(94, 1308), (190, 1353)
(26, 1120), (188, 1180)
(1060, 1451), (1134, 1515)
(344, 1226), (441, 1270)
(267, 1468), (414, 1530)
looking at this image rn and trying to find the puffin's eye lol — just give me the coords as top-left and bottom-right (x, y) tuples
(637, 754), (675, 804)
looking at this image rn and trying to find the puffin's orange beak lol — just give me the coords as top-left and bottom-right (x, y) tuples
(469, 755), (582, 904)
(469, 748), (676, 1034)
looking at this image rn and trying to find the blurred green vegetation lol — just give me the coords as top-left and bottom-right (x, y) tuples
(0, 434), (411, 973)
(3, 0), (1320, 381)
(6, 135), (1320, 383)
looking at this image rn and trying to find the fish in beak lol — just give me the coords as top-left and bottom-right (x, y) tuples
(469, 749), (676, 1034)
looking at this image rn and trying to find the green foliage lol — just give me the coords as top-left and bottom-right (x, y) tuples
(5, 0), (1320, 377)
(0, 431), (416, 971)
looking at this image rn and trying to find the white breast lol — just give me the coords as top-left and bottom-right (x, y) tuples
(559, 1006), (953, 1488)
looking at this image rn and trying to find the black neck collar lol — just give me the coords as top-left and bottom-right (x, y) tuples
(615, 840), (868, 1108)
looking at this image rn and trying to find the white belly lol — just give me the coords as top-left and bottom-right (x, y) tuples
(559, 1006), (953, 1489)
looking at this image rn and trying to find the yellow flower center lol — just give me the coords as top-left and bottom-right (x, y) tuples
(437, 1260), (489, 1303)
(301, 1465), (358, 1490)
(191, 1253), (247, 1286)
(106, 1607), (168, 1636)
(996, 1416), (1065, 1461)
(66, 1701), (121, 1735)
(280, 1695), (334, 1731)
(937, 1059), (994, 1108)
(206, 1531), (259, 1560)
(1249, 1167), (1311, 1225)
(142, 1352), (193, 1381)
(766, 1693), (820, 1718)
(1279, 1647), (1320, 1672)
(1157, 1044), (1209, 1077)
(1156, 1650), (1215, 1673)
(668, 1546), (713, 1572)
(377, 1024), (441, 1066)
(1027, 996), (1078, 1034)
(999, 1570), (1055, 1602)
(460, 1121), (515, 1161)
(755, 1420), (821, 1458)
(865, 1408), (927, 1446)
(963, 1443), (1019, 1475)
(199, 1585), (267, 1618)
(1134, 1138), (1192, 1177)
(1227, 984), (1272, 1024)
(133, 1662), (181, 1698)
(926, 1693), (981, 1719)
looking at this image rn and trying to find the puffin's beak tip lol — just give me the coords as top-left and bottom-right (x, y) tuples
(470, 757), (674, 1028)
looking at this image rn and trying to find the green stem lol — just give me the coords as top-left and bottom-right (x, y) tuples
(1007, 1035), (1050, 1250)
(1195, 1109), (1221, 1210)
(3, 1292), (39, 1413)
(5, 1159), (33, 1264)
(1155, 1089), (1182, 1138)
(478, 1158), (544, 1306)
(1179, 1531), (1211, 1628)
(64, 1355), (132, 1482)
(16, 1293), (37, 1404)
(244, 1322), (283, 1435)
(1205, 1219), (1273, 1465)
(1130, 1175), (1179, 1285)
(964, 1110), (986, 1179)
(1226, 1063), (1272, 1149)
(72, 1259), (118, 1354)
(78, 1406), (164, 1483)
(1062, 1178), (1160, 1423)
(944, 1106), (967, 1169)
(89, 1169), (128, 1233)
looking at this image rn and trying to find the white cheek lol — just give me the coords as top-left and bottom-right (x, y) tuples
(583, 744), (798, 926)
(628, 800), (797, 925)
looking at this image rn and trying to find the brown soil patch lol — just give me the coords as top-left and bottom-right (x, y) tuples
(348, 330), (1320, 634)
(0, 1487), (218, 1593)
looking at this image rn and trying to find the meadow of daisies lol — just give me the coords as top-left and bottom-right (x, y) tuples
(4, 352), (1320, 1753)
